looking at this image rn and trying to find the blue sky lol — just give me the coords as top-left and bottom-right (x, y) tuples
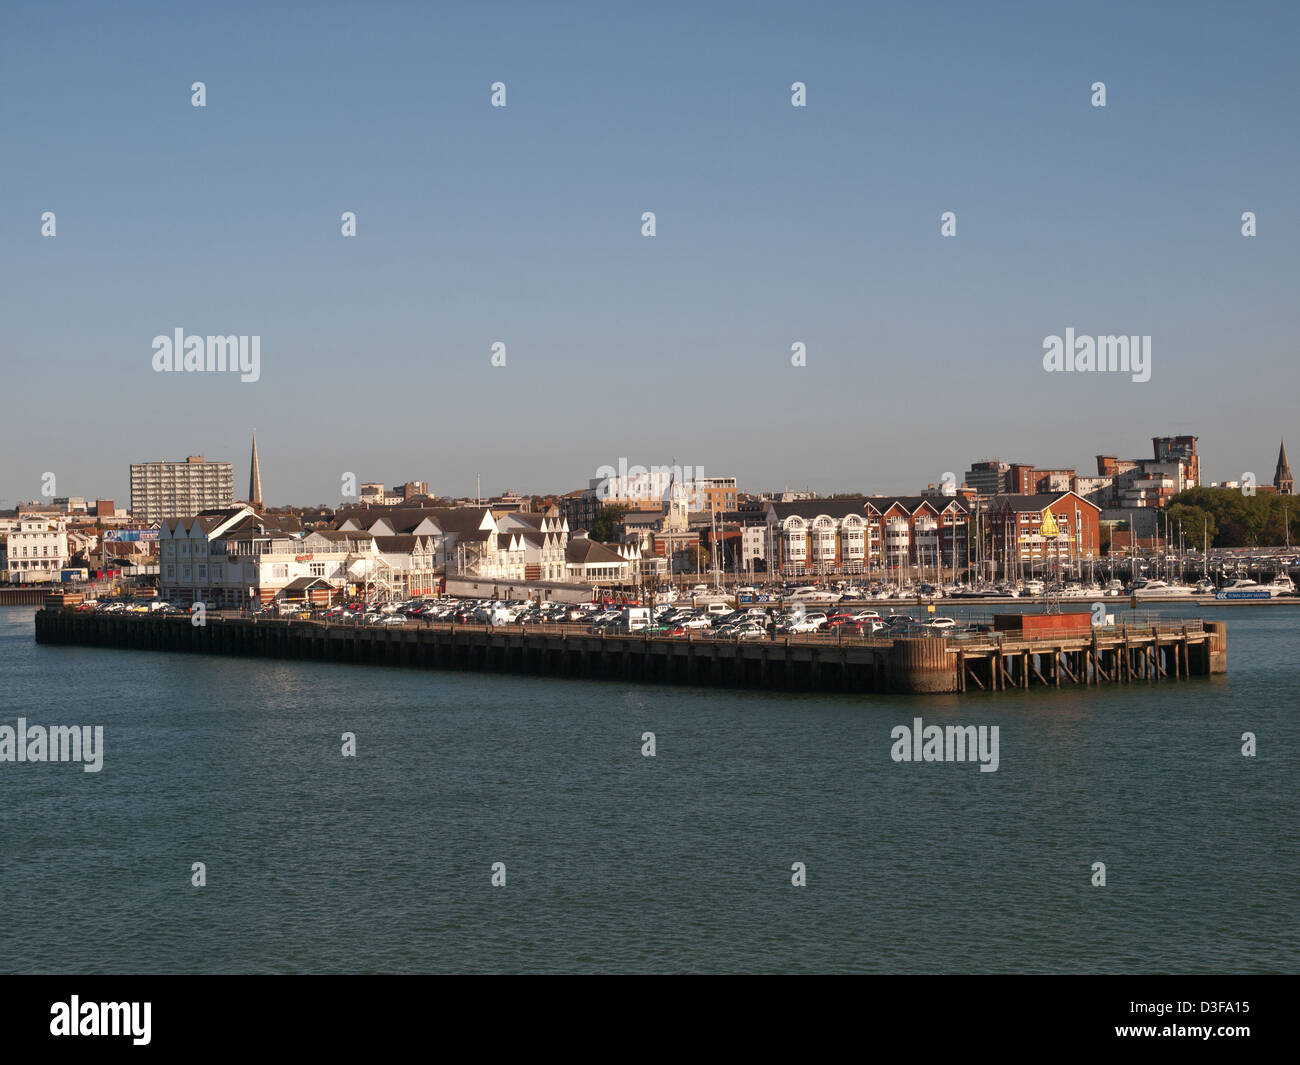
(2, 0), (1297, 507)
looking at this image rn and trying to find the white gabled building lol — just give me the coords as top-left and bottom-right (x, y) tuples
(157, 507), (254, 602)
(160, 509), (430, 605)
(334, 504), (571, 583)
(496, 507), (569, 582)
(564, 533), (639, 585)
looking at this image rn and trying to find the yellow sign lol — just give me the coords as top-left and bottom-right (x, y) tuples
(1039, 509), (1061, 537)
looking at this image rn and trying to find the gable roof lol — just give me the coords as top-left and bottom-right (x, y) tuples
(566, 537), (626, 565)
(989, 491), (1101, 513)
(767, 499), (867, 521)
(373, 534), (427, 552)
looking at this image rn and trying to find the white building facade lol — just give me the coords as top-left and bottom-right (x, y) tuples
(1, 517), (70, 582)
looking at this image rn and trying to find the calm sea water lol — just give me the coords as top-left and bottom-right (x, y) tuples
(1, 604), (1296, 974)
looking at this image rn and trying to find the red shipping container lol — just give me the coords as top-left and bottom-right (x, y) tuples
(993, 612), (1093, 637)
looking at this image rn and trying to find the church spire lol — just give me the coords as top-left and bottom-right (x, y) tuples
(1275, 440), (1293, 495)
(249, 430), (263, 509)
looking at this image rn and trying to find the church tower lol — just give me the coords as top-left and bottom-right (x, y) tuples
(249, 431), (263, 509)
(1275, 440), (1293, 495)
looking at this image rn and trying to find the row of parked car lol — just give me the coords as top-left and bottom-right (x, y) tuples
(78, 598), (164, 614)
(610, 605), (974, 640)
(89, 595), (985, 641)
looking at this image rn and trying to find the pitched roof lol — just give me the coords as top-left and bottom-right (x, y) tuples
(989, 492), (1099, 513)
(621, 510), (664, 527)
(566, 537), (626, 564)
(164, 510), (247, 534)
(501, 511), (545, 529)
(308, 529), (375, 546)
(767, 499), (866, 520)
(373, 535), (424, 552)
(871, 495), (966, 515)
(283, 576), (331, 591)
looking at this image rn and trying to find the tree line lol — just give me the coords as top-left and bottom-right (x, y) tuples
(1166, 488), (1296, 549)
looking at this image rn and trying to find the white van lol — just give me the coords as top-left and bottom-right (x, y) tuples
(621, 606), (651, 632)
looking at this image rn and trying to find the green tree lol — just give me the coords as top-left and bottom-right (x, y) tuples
(589, 504), (629, 542)
(1167, 504), (1217, 550)
(1167, 487), (1292, 548)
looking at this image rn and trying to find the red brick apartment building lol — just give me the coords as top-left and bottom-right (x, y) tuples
(988, 492), (1102, 566)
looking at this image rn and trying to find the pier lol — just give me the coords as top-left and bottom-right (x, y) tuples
(33, 609), (1226, 695)
(0, 588), (59, 606)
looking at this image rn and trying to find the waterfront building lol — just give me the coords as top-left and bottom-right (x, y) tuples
(0, 516), (70, 582)
(158, 506), (441, 605)
(564, 532), (640, 585)
(987, 492), (1101, 569)
(130, 456), (234, 522)
(496, 507), (570, 582)
(764, 499), (874, 576)
(336, 504), (571, 583)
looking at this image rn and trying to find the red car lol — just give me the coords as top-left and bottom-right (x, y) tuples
(822, 614), (859, 629)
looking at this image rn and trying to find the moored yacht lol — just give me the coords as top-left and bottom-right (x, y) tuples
(1220, 575), (1295, 598)
(1130, 578), (1196, 599)
(1265, 573), (1296, 597)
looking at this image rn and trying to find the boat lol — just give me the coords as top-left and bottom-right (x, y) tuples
(786, 586), (839, 604)
(1021, 579), (1045, 596)
(1219, 576), (1294, 599)
(1130, 578), (1195, 599)
(1264, 573), (1296, 597)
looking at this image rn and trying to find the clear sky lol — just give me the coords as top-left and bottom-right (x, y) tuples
(2, 0), (1297, 508)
